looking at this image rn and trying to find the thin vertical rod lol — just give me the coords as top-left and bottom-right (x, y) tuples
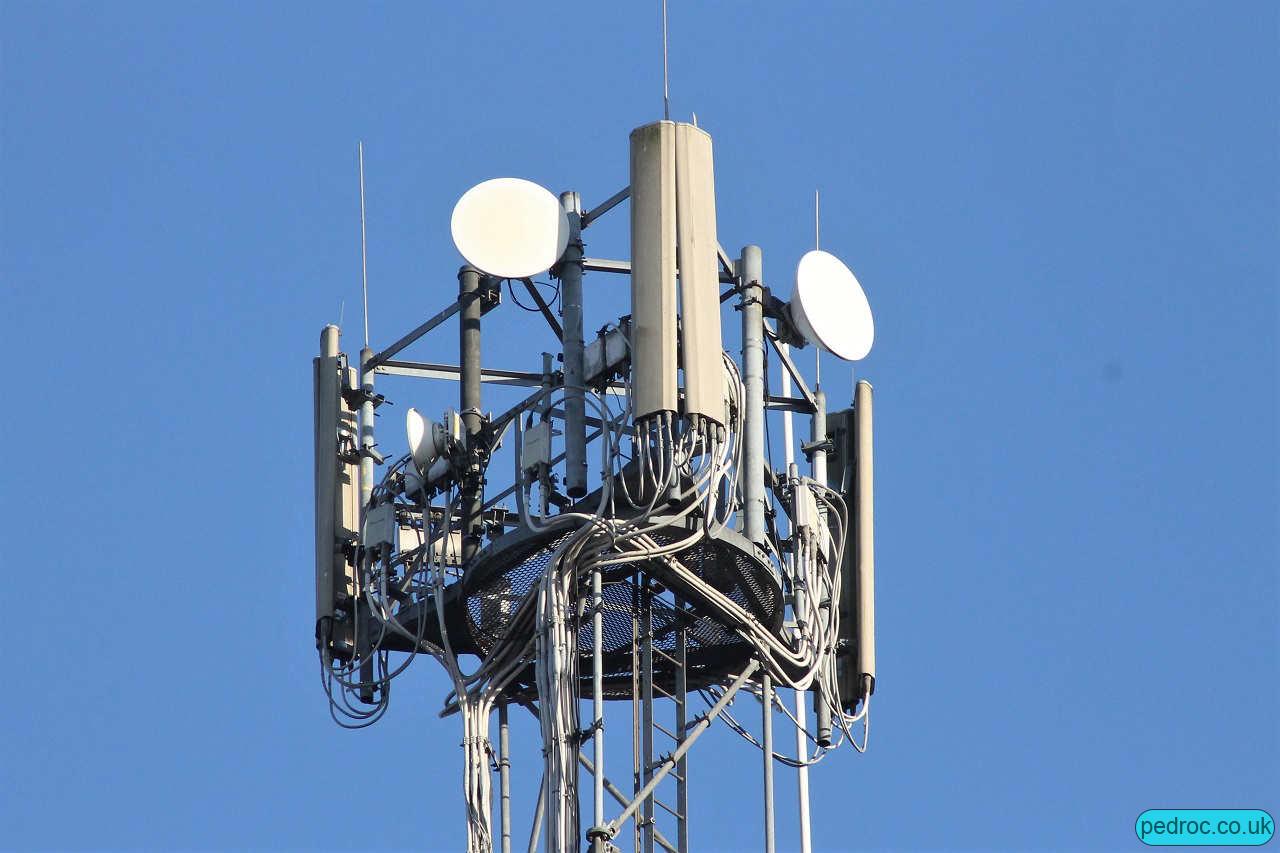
(812, 389), (828, 490)
(352, 342), (375, 706)
(779, 343), (812, 853)
(780, 343), (795, 466)
(762, 670), (776, 853)
(459, 267), (484, 562)
(358, 346), (375, 516)
(631, 575), (643, 853)
(590, 565), (605, 843)
(739, 245), (766, 546)
(527, 773), (547, 853)
(812, 385), (834, 748)
(499, 702), (512, 853)
(661, 0), (670, 120)
(540, 353), (554, 517)
(814, 188), (819, 252)
(358, 141), (369, 347)
(559, 192), (588, 498)
(674, 600), (689, 853)
(794, 691), (812, 853)
(641, 583), (656, 853)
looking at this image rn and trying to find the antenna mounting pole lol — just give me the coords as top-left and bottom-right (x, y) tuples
(358, 141), (370, 347)
(662, 0), (670, 120)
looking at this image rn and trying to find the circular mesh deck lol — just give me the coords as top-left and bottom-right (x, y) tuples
(461, 520), (783, 698)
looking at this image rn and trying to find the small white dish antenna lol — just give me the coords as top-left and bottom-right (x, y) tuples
(450, 178), (570, 279)
(788, 250), (875, 361)
(406, 407), (446, 474)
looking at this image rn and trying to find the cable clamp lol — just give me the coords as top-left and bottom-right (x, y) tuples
(586, 825), (615, 843)
(573, 718), (603, 745)
(342, 386), (387, 409)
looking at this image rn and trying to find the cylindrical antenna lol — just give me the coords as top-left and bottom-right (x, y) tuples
(662, 0), (670, 120)
(358, 141), (370, 347)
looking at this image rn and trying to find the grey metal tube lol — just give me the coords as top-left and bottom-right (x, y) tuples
(794, 689), (812, 853)
(459, 266), (484, 562)
(591, 565), (605, 842)
(811, 388), (835, 747)
(814, 685), (834, 750)
(739, 245), (766, 546)
(811, 389), (827, 488)
(641, 585), (655, 853)
(674, 607), (688, 853)
(762, 670), (776, 853)
(527, 773), (546, 853)
(559, 191), (588, 498)
(359, 346), (376, 516)
(499, 702), (512, 853)
(357, 345), (376, 702)
(321, 326), (340, 357)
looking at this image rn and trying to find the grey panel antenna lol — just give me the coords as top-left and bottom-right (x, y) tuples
(630, 121), (679, 418)
(854, 380), (876, 693)
(674, 122), (725, 426)
(313, 325), (359, 656)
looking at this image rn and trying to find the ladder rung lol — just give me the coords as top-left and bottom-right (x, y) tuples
(653, 722), (678, 741)
(652, 646), (683, 666)
(654, 798), (685, 820)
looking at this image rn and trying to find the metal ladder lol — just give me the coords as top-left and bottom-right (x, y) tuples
(631, 577), (691, 853)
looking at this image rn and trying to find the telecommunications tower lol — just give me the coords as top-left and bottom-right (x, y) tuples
(313, 112), (877, 853)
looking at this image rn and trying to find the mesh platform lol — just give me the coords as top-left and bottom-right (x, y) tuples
(459, 519), (784, 698)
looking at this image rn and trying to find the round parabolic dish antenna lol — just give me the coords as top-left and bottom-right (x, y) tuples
(450, 178), (570, 279)
(788, 249), (875, 361)
(406, 407), (434, 473)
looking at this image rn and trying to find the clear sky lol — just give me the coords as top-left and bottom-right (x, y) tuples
(2, 2), (1276, 851)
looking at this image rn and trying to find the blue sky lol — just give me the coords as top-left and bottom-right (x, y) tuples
(1, 2), (1275, 850)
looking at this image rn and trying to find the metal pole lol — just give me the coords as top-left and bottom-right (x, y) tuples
(794, 690), (812, 853)
(762, 670), (776, 853)
(631, 576), (642, 853)
(499, 702), (512, 853)
(527, 773), (547, 853)
(358, 346), (376, 516)
(674, 601), (689, 853)
(777, 343), (813, 853)
(772, 341), (811, 853)
(589, 563), (606, 851)
(540, 353), (554, 517)
(559, 191), (588, 498)
(641, 583), (655, 853)
(739, 245), (766, 546)
(357, 344), (377, 702)
(459, 266), (484, 563)
(811, 389), (827, 487)
(813, 385), (834, 747)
